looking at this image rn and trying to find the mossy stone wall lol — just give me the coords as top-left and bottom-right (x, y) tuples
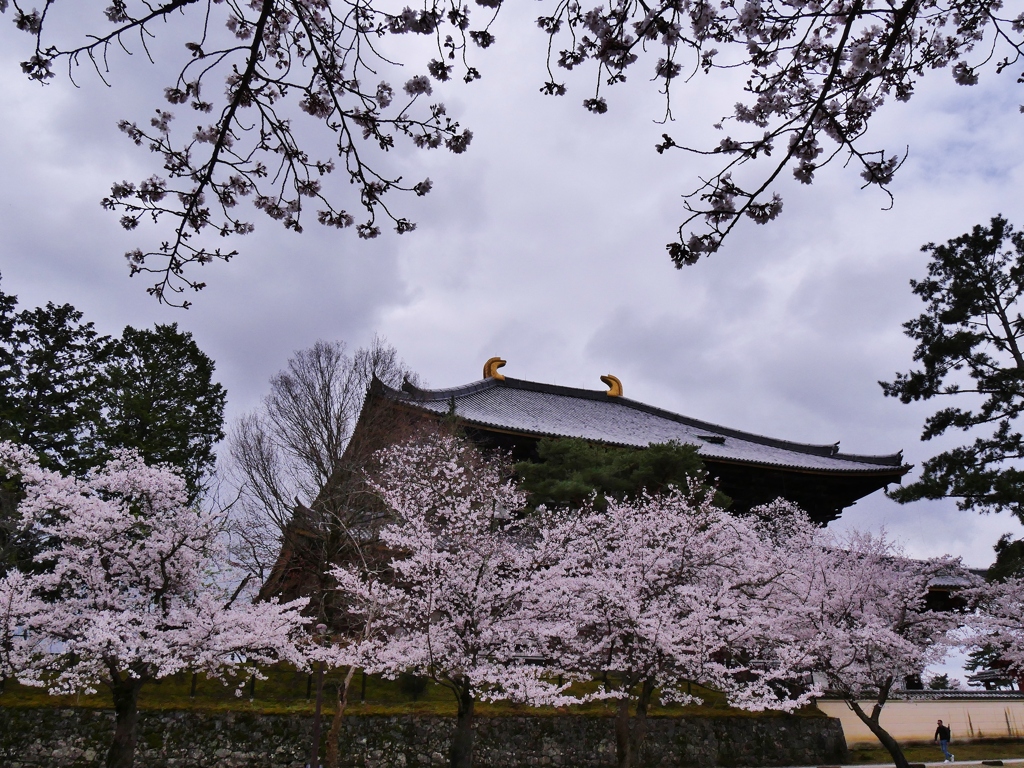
(0, 707), (847, 768)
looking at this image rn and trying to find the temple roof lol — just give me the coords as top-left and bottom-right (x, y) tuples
(385, 376), (907, 476)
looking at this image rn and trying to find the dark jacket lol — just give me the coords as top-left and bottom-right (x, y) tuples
(935, 725), (951, 741)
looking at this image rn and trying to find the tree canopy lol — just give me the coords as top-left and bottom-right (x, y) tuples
(0, 443), (308, 768)
(881, 217), (1024, 522)
(515, 437), (725, 510)
(989, 533), (1024, 582)
(789, 530), (964, 768)
(4, 1), (1022, 303)
(97, 323), (226, 499)
(338, 433), (565, 768)
(0, 276), (226, 572)
(339, 433), (814, 768)
(0, 296), (112, 477)
(0, 277), (225, 493)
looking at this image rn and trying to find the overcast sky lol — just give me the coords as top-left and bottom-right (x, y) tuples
(2, 3), (1023, 577)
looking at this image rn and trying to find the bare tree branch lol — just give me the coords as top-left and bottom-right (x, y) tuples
(4, 0), (1023, 297)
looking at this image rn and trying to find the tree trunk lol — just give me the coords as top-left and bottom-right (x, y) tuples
(847, 685), (910, 768)
(324, 665), (357, 768)
(449, 682), (476, 768)
(614, 696), (633, 768)
(309, 660), (326, 768)
(632, 678), (655, 761)
(615, 678), (656, 768)
(105, 676), (145, 768)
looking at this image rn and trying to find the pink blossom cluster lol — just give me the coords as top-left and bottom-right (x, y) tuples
(334, 434), (570, 705)
(536, 0), (1024, 263)
(334, 433), (1002, 726)
(0, 442), (309, 695)
(962, 577), (1024, 680)
(1, 429), (1019, 768)
(791, 529), (968, 702)
(539, 489), (823, 712)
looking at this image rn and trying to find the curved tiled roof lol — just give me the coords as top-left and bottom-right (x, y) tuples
(383, 376), (908, 476)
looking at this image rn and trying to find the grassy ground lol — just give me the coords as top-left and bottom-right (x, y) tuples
(846, 739), (1024, 765)
(0, 665), (824, 719)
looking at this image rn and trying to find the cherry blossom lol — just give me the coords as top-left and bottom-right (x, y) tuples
(788, 528), (969, 768)
(335, 433), (571, 768)
(543, 490), (821, 768)
(961, 577), (1024, 686)
(337, 435), (821, 768)
(0, 442), (309, 768)
(6, 1), (1023, 300)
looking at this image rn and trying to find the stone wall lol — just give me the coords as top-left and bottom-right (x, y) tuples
(0, 707), (847, 768)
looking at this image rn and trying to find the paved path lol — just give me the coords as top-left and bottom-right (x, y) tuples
(774, 760), (1024, 768)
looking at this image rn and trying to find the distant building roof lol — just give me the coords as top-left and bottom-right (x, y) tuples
(259, 364), (915, 606)
(928, 573), (982, 590)
(387, 375), (906, 476)
(360, 364), (912, 524)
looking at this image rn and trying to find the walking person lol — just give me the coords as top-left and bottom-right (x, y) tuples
(935, 719), (954, 763)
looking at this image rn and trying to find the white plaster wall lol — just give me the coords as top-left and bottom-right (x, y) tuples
(816, 699), (1024, 746)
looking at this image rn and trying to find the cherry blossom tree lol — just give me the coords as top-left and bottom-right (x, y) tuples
(544, 491), (821, 768)
(4, 1), (1023, 301)
(313, 569), (413, 768)
(961, 577), (1024, 686)
(0, 442), (309, 768)
(304, 534), (412, 768)
(789, 529), (968, 768)
(334, 433), (570, 768)
(339, 436), (823, 768)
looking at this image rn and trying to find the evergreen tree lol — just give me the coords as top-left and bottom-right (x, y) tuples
(516, 438), (724, 510)
(988, 534), (1024, 583)
(99, 324), (226, 501)
(882, 216), (1024, 520)
(0, 280), (16, 418)
(1, 299), (112, 476)
(0, 278), (25, 572)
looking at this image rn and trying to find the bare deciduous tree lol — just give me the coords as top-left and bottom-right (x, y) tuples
(227, 335), (417, 591)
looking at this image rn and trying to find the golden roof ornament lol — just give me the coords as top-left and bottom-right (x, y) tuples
(483, 357), (506, 381)
(601, 374), (623, 397)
